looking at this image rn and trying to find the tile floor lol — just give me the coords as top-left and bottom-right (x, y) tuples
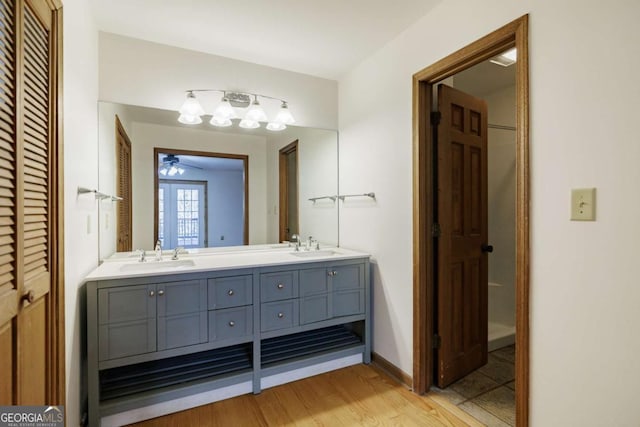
(431, 345), (515, 427)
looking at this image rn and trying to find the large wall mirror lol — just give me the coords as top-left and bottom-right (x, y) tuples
(98, 102), (339, 260)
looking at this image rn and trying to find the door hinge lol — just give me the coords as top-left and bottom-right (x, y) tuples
(432, 334), (441, 349)
(431, 223), (441, 238)
(430, 111), (441, 125)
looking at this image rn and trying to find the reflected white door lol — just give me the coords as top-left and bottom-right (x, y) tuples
(159, 181), (207, 248)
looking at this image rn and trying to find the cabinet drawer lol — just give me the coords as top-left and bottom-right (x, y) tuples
(333, 289), (365, 317)
(261, 271), (298, 302)
(300, 294), (330, 325)
(261, 300), (299, 332)
(299, 268), (329, 296)
(209, 306), (253, 342)
(332, 264), (364, 291)
(208, 275), (253, 309)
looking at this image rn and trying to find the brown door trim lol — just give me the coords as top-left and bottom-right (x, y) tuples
(279, 140), (299, 243)
(50, 3), (65, 406)
(153, 148), (249, 246)
(115, 115), (132, 251)
(412, 15), (529, 425)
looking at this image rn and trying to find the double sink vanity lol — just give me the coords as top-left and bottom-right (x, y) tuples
(84, 245), (371, 426)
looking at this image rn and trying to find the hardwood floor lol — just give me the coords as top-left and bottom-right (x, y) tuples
(127, 364), (483, 426)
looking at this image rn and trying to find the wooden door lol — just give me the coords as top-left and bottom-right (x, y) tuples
(116, 116), (132, 251)
(0, 0), (63, 405)
(435, 84), (489, 388)
(279, 140), (298, 242)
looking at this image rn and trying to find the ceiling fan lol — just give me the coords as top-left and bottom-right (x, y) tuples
(158, 154), (201, 176)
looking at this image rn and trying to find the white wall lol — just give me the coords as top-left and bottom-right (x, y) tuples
(130, 123), (267, 249)
(63, 0), (99, 425)
(339, 1), (640, 425)
(99, 33), (338, 130)
(265, 128), (339, 245)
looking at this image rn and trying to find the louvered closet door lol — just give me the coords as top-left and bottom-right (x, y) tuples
(0, 0), (58, 405)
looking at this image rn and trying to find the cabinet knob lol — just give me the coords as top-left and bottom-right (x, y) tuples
(277, 312), (284, 318)
(228, 289), (234, 296)
(21, 290), (35, 304)
(149, 290), (155, 297)
(277, 283), (284, 289)
(158, 290), (164, 296)
(328, 270), (338, 277)
(228, 321), (235, 327)
(333, 270), (338, 276)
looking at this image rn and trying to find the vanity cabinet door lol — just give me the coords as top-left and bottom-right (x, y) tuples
(157, 280), (208, 351)
(98, 285), (157, 361)
(330, 264), (364, 291)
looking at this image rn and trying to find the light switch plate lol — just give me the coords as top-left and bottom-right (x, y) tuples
(571, 188), (596, 221)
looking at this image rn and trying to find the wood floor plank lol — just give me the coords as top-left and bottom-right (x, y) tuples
(127, 365), (477, 427)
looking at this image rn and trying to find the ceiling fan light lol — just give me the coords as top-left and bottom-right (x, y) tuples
(168, 165), (179, 176)
(274, 102), (295, 125)
(239, 118), (260, 129)
(266, 122), (286, 131)
(177, 167), (185, 175)
(158, 166), (168, 176)
(244, 97), (268, 122)
(213, 97), (237, 120)
(179, 91), (205, 116)
(209, 116), (233, 127)
(178, 113), (203, 125)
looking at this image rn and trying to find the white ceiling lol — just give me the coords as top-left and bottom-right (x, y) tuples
(89, 0), (442, 79)
(453, 57), (516, 98)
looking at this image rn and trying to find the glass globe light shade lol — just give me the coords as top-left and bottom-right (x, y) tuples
(239, 118), (260, 129)
(266, 122), (286, 131)
(179, 92), (205, 116)
(178, 114), (202, 125)
(209, 116), (233, 127)
(274, 102), (295, 125)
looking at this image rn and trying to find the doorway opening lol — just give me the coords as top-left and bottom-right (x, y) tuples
(412, 15), (529, 426)
(153, 148), (249, 248)
(279, 140), (299, 242)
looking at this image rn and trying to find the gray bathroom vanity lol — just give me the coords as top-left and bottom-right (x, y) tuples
(85, 248), (370, 426)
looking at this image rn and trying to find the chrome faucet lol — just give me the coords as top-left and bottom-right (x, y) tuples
(306, 236), (313, 251)
(137, 249), (146, 262)
(154, 240), (162, 261)
(172, 246), (184, 260)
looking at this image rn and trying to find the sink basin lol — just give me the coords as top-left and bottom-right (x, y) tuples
(290, 250), (337, 258)
(119, 259), (195, 272)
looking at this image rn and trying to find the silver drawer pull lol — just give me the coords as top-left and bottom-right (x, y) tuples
(277, 312), (284, 318)
(149, 290), (155, 297)
(328, 270), (338, 277)
(228, 321), (235, 327)
(327, 271), (333, 277)
(158, 290), (164, 296)
(228, 289), (234, 296)
(333, 270), (338, 276)
(277, 283), (284, 289)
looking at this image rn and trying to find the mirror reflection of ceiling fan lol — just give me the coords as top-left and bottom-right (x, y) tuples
(158, 154), (202, 176)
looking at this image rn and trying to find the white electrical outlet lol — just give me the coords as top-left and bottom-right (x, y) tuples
(571, 188), (596, 221)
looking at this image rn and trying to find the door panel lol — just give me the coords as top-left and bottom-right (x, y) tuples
(116, 117), (132, 252)
(17, 299), (46, 404)
(0, 0), (60, 406)
(0, 323), (13, 404)
(436, 84), (488, 388)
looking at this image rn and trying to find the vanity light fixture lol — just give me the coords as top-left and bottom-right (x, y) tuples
(177, 90), (295, 131)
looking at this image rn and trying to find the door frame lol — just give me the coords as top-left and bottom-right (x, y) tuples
(278, 140), (299, 243)
(412, 15), (529, 424)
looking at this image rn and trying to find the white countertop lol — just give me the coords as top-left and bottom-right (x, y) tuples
(85, 246), (370, 282)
